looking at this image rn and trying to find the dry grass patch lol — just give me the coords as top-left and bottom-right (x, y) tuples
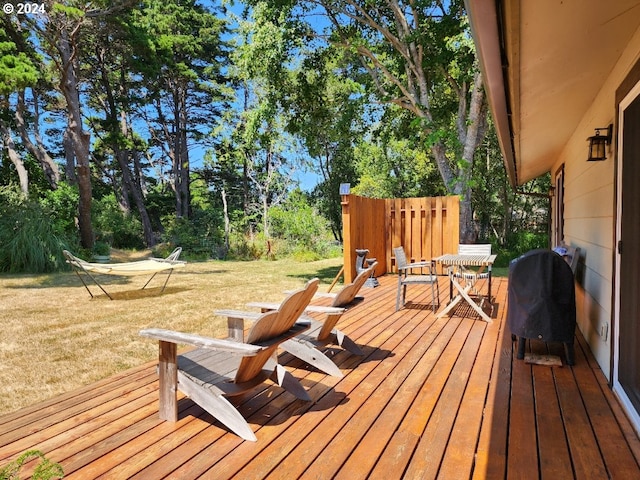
(0, 251), (342, 415)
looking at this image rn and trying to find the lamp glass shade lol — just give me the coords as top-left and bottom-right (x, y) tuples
(587, 135), (607, 161)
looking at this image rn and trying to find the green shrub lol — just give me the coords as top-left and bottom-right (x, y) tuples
(291, 248), (322, 262)
(39, 183), (79, 240)
(267, 190), (335, 259)
(0, 449), (63, 480)
(92, 241), (111, 256)
(93, 194), (144, 249)
(226, 231), (268, 260)
(490, 232), (549, 268)
(161, 212), (224, 260)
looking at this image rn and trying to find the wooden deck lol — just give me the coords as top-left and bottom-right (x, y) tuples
(2, 274), (640, 479)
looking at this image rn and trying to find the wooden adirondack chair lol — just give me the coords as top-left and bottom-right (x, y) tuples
(238, 262), (378, 378)
(140, 278), (319, 442)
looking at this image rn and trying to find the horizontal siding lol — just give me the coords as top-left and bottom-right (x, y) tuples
(550, 27), (640, 380)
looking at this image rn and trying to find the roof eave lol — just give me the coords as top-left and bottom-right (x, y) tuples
(465, 0), (518, 187)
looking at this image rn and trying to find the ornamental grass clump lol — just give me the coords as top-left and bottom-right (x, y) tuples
(0, 201), (67, 273)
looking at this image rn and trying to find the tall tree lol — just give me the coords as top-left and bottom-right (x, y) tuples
(210, 77), (299, 240)
(82, 11), (157, 246)
(251, 0), (488, 242)
(0, 18), (42, 196)
(15, 2), (103, 248)
(130, 0), (229, 219)
(285, 46), (365, 240)
(208, 4), (302, 240)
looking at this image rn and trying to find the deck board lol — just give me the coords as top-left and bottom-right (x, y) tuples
(533, 364), (573, 478)
(1, 274), (640, 479)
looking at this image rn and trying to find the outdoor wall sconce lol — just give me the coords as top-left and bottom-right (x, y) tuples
(587, 124), (613, 161)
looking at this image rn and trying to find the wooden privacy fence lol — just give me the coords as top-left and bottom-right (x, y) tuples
(341, 194), (460, 282)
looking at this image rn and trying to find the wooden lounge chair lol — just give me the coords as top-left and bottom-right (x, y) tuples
(238, 262), (378, 377)
(140, 278), (319, 442)
(63, 248), (185, 299)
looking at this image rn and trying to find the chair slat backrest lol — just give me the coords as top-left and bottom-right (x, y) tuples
(235, 310), (281, 383)
(458, 244), (492, 256)
(393, 247), (409, 270)
(331, 262), (378, 307)
(246, 278), (319, 345)
(236, 278), (318, 383)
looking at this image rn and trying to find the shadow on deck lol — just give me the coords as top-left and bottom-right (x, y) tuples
(1, 275), (639, 478)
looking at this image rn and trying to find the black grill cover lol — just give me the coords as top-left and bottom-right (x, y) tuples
(507, 249), (576, 343)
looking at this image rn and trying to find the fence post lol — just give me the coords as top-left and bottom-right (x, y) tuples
(341, 189), (355, 283)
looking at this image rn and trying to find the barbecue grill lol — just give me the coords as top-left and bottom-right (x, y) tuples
(507, 249), (577, 365)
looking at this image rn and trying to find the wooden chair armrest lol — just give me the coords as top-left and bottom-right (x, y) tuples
(139, 328), (261, 355)
(245, 302), (281, 311)
(303, 305), (346, 314)
(247, 301), (344, 315)
(399, 261), (436, 276)
(283, 290), (338, 299)
(402, 261), (431, 269)
(213, 309), (262, 320)
(313, 292), (338, 299)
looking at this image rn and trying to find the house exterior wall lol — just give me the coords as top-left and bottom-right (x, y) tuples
(550, 25), (640, 379)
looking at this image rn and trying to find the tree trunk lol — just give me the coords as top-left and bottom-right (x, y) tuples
(430, 140), (478, 243)
(242, 88), (250, 216)
(62, 129), (76, 183)
(221, 186), (230, 254)
(15, 90), (60, 190)
(71, 129), (94, 249)
(58, 29), (94, 249)
(117, 105), (155, 246)
(171, 87), (190, 219)
(1, 126), (29, 196)
(243, 155), (249, 215)
(178, 126), (190, 218)
(428, 71), (486, 244)
(116, 170), (131, 213)
(116, 149), (156, 247)
(263, 194), (269, 239)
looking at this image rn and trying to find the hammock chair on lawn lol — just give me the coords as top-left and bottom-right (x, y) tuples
(63, 248), (186, 300)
